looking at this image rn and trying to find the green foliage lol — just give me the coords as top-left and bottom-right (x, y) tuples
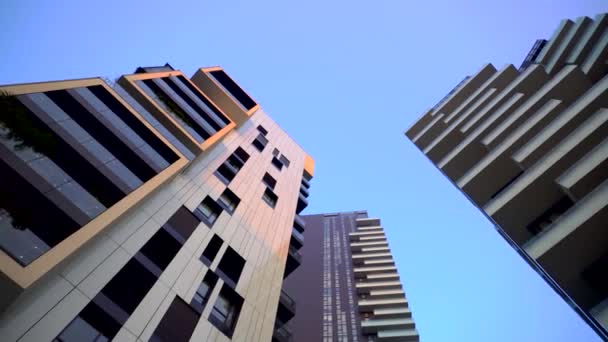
(152, 90), (196, 129)
(0, 91), (57, 157)
(0, 206), (31, 231)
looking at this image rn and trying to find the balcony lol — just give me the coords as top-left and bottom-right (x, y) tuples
(296, 193), (308, 214)
(272, 323), (293, 342)
(191, 67), (259, 125)
(350, 240), (389, 252)
(373, 307), (413, 320)
(299, 185), (309, 198)
(356, 280), (402, 294)
(0, 79), (186, 310)
(301, 177), (310, 189)
(376, 328), (420, 342)
(356, 217), (381, 227)
(350, 231), (386, 242)
(290, 227), (304, 250)
(284, 245), (302, 278)
(293, 214), (306, 233)
(118, 70), (234, 156)
(358, 297), (408, 311)
(485, 105), (608, 244)
(361, 317), (416, 335)
(355, 266), (398, 277)
(276, 289), (296, 323)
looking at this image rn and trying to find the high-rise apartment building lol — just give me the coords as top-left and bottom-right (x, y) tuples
(284, 211), (419, 342)
(405, 13), (608, 338)
(0, 63), (314, 342)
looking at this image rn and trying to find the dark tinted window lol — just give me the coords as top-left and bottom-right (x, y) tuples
(162, 77), (223, 131)
(208, 284), (244, 338)
(252, 134), (267, 152)
(54, 301), (122, 342)
(262, 173), (277, 190)
(193, 196), (223, 227)
(165, 206), (201, 241)
(215, 148), (249, 184)
(262, 188), (278, 208)
(209, 70), (256, 110)
(257, 125), (268, 135)
(201, 234), (224, 266)
(101, 259), (157, 315)
(0, 158), (79, 265)
(279, 155), (290, 168)
(176, 75), (230, 125)
(216, 247), (246, 288)
(151, 297), (200, 342)
(271, 157), (283, 171)
(46, 90), (157, 182)
(142, 79), (210, 141)
(191, 272), (219, 314)
(88, 85), (178, 165)
(139, 227), (182, 275)
(582, 252), (608, 300)
(233, 146), (249, 163)
(218, 188), (240, 214)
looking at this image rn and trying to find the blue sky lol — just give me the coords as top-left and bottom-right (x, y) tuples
(1, 1), (607, 341)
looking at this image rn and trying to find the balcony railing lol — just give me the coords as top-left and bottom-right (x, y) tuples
(291, 228), (304, 249)
(280, 289), (296, 310)
(294, 214), (306, 233)
(288, 245), (302, 264)
(296, 193), (308, 213)
(272, 321), (293, 342)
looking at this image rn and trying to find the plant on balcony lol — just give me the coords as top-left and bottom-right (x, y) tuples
(0, 203), (32, 232)
(151, 89), (196, 129)
(0, 91), (56, 157)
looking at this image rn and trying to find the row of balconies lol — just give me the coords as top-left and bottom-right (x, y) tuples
(405, 13), (608, 336)
(350, 218), (419, 341)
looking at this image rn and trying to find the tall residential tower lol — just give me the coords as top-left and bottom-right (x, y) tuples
(0, 64), (314, 341)
(284, 211), (419, 342)
(405, 13), (608, 338)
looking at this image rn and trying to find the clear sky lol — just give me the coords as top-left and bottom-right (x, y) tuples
(1, 1), (607, 341)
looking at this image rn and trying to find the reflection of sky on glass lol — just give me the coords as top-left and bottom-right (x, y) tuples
(1, 1), (607, 340)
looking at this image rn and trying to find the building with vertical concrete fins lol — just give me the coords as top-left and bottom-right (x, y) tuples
(405, 13), (608, 339)
(284, 211), (419, 342)
(0, 63), (315, 341)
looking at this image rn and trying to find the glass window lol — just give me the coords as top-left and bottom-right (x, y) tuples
(151, 296), (200, 342)
(217, 188), (240, 214)
(262, 188), (278, 208)
(201, 234), (224, 266)
(208, 285), (243, 338)
(216, 247), (245, 288)
(271, 157), (283, 171)
(262, 173), (277, 190)
(193, 196), (222, 227)
(252, 134), (267, 152)
(199, 202), (217, 221)
(257, 125), (268, 136)
(191, 272), (218, 313)
(279, 155), (290, 168)
(0, 208), (50, 265)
